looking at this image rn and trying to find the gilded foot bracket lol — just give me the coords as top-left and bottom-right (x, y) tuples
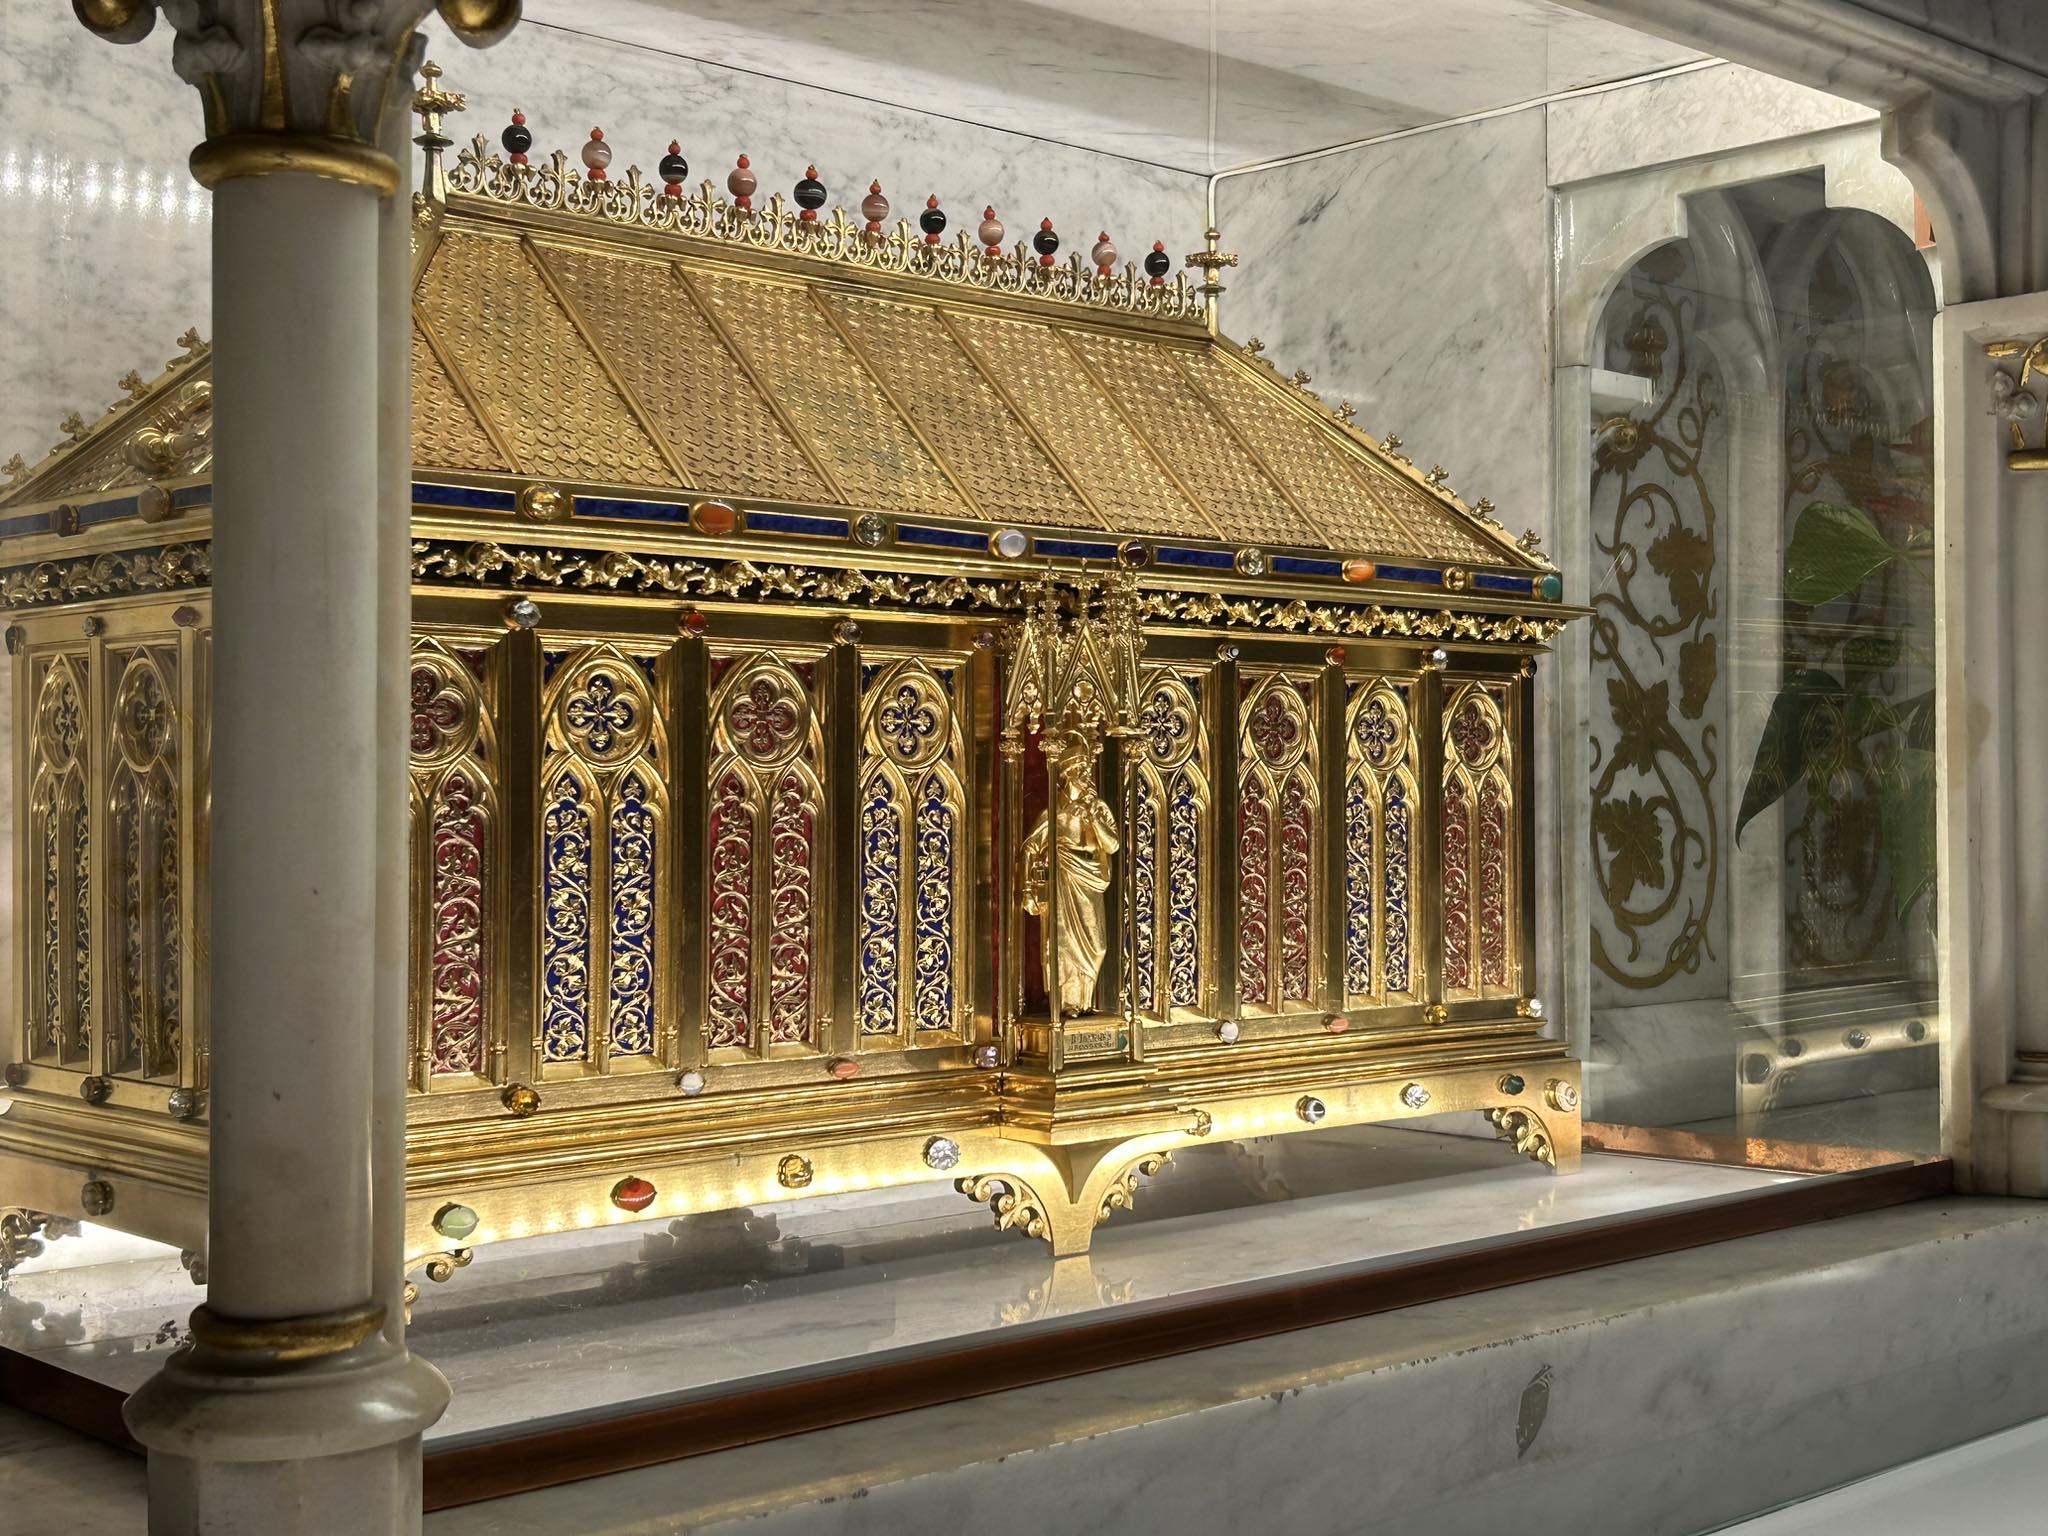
(1488, 1106), (1558, 1168)
(958, 1144), (1176, 1257)
(401, 1246), (473, 1322)
(0, 1208), (78, 1276)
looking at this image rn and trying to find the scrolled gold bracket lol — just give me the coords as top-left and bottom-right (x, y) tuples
(956, 1172), (1052, 1245)
(401, 1246), (475, 1323)
(1096, 1150), (1171, 1223)
(1487, 1106), (1556, 1168)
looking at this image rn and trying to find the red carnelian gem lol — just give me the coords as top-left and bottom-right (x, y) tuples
(611, 1176), (657, 1212)
(828, 1057), (861, 1079)
(679, 608), (708, 635)
(693, 500), (738, 537)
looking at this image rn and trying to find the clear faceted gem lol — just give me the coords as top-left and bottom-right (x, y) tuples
(166, 1086), (202, 1120)
(973, 1044), (1000, 1069)
(506, 598), (541, 629)
(1235, 547), (1268, 577)
(676, 1069), (706, 1098)
(1216, 1021), (1240, 1044)
(854, 514), (888, 547)
(1526, 997), (1546, 1019)
(924, 1136), (962, 1171)
(1297, 1095), (1326, 1124)
(1400, 1082), (1431, 1110)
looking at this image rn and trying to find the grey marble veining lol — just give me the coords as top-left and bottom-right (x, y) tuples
(1217, 106), (1554, 541)
(1546, 61), (1873, 187)
(0, 10), (211, 474)
(527, 0), (1701, 173)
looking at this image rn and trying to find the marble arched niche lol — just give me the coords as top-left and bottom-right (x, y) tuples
(1552, 142), (1939, 1139)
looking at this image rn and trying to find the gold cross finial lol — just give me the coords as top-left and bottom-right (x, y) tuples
(413, 60), (467, 142)
(413, 60), (468, 205)
(1183, 226), (1239, 332)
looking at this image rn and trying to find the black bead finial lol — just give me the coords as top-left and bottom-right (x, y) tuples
(919, 194), (947, 245)
(795, 165), (827, 221)
(659, 140), (689, 198)
(1032, 217), (1060, 267)
(1144, 240), (1171, 286)
(502, 108), (531, 165)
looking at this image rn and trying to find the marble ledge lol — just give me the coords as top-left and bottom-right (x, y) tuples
(429, 1197), (2048, 1536)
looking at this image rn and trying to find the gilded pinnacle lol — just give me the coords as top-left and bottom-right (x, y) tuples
(118, 370), (148, 399)
(2, 454), (25, 485)
(60, 413), (88, 441)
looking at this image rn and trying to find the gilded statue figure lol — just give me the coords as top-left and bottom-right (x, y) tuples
(1021, 740), (1121, 1015)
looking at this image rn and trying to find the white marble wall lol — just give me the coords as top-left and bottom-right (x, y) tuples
(0, 13), (1208, 474)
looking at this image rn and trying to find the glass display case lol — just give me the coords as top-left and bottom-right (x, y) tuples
(0, 21), (1955, 1511)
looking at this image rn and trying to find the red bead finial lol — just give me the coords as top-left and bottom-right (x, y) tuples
(978, 205), (1006, 258)
(861, 179), (890, 235)
(1091, 230), (1118, 279)
(728, 153), (757, 210)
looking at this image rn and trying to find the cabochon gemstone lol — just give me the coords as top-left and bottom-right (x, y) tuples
(434, 1202), (481, 1240)
(610, 1176), (657, 1212)
(692, 499), (739, 536)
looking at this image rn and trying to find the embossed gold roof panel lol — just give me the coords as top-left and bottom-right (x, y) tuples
(2, 184), (1540, 575)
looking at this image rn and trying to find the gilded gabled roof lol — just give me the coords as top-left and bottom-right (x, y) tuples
(0, 118), (1554, 584)
(390, 126), (1544, 571)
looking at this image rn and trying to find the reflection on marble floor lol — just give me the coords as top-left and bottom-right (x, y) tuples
(0, 1126), (1801, 1447)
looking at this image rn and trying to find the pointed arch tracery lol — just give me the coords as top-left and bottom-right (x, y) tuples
(1342, 676), (1418, 1008)
(704, 651), (827, 1054)
(1237, 670), (1320, 1014)
(539, 642), (669, 1070)
(1128, 668), (1210, 1020)
(1442, 681), (1516, 1000)
(858, 656), (968, 1041)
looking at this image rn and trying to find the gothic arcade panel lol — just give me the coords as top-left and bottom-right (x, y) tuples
(1129, 666), (1212, 1022)
(1342, 673), (1419, 1009)
(857, 654), (970, 1043)
(704, 651), (828, 1058)
(408, 636), (501, 1088)
(1236, 669), (1321, 1015)
(1442, 680), (1519, 1001)
(538, 641), (670, 1074)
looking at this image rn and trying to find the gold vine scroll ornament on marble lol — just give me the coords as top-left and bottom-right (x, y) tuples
(1588, 274), (1721, 992)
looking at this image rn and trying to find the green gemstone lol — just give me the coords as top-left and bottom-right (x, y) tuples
(1538, 573), (1563, 603)
(1501, 1073), (1526, 1096)
(433, 1202), (480, 1241)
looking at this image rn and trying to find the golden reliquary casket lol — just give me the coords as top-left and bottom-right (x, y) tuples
(0, 83), (1579, 1280)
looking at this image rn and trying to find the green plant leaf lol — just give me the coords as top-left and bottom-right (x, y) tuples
(1735, 668), (1843, 843)
(1842, 628), (1903, 683)
(1785, 502), (1898, 607)
(1881, 746), (1937, 919)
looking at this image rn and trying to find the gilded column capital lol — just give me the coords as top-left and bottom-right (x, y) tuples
(74, 0), (520, 195)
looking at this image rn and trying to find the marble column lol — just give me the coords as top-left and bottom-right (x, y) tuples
(70, 2), (518, 1531)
